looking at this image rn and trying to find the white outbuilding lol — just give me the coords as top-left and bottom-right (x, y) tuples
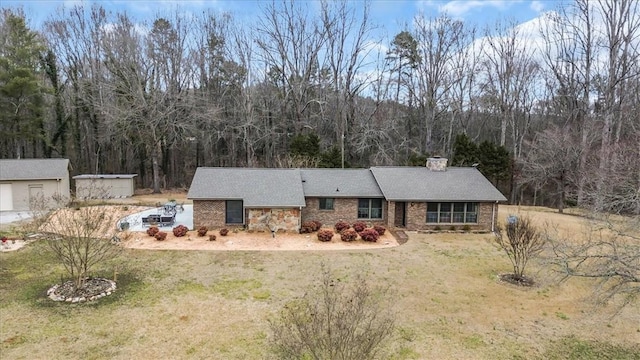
(0, 158), (71, 211)
(73, 174), (137, 199)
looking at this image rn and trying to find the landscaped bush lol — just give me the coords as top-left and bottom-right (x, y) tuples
(173, 224), (189, 237)
(197, 226), (208, 237)
(340, 228), (358, 242)
(335, 221), (350, 233)
(353, 221), (367, 233)
(360, 228), (380, 242)
(147, 226), (160, 237)
(373, 225), (386, 236)
(208, 235), (217, 241)
(155, 231), (167, 241)
(312, 220), (322, 231)
(219, 228), (229, 236)
(301, 221), (320, 234)
(317, 229), (334, 242)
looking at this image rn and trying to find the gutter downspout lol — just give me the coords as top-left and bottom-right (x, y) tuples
(491, 201), (497, 232)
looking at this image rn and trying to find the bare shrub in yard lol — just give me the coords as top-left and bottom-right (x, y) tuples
(208, 235), (216, 241)
(340, 228), (358, 242)
(41, 204), (122, 292)
(219, 228), (229, 236)
(155, 231), (167, 241)
(269, 265), (395, 359)
(494, 216), (544, 286)
(317, 229), (334, 242)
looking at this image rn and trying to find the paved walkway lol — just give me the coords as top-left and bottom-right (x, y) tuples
(0, 211), (32, 224)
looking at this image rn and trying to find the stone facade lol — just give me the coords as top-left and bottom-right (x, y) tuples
(302, 197), (386, 227)
(247, 208), (301, 233)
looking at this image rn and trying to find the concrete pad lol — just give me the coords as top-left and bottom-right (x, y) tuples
(119, 205), (194, 231)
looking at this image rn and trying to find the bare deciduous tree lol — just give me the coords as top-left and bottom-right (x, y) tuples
(40, 200), (122, 291)
(545, 216), (639, 307)
(494, 216), (545, 285)
(269, 264), (396, 359)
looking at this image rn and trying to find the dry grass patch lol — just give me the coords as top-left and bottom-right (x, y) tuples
(1, 205), (638, 359)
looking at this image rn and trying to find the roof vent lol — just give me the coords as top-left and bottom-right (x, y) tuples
(426, 157), (448, 171)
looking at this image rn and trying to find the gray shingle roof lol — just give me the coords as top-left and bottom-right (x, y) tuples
(187, 168), (306, 207)
(300, 169), (383, 198)
(0, 159), (69, 181)
(370, 167), (507, 202)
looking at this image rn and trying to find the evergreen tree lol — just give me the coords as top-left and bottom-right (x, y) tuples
(0, 10), (47, 158)
(477, 141), (511, 186)
(289, 133), (321, 158)
(451, 134), (478, 166)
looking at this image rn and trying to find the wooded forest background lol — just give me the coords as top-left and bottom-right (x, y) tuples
(1, 0), (638, 214)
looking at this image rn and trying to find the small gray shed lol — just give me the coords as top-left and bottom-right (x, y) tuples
(0, 158), (71, 211)
(73, 174), (137, 199)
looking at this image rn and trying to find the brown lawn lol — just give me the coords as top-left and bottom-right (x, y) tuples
(1, 194), (638, 359)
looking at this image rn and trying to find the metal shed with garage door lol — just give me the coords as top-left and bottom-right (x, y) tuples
(73, 174), (137, 199)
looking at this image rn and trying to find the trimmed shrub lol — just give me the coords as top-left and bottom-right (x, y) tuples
(353, 221), (367, 233)
(197, 226), (208, 237)
(208, 235), (217, 241)
(317, 229), (334, 242)
(147, 226), (160, 237)
(340, 228), (358, 242)
(155, 231), (167, 241)
(300, 221), (318, 234)
(173, 224), (189, 237)
(335, 221), (350, 233)
(360, 228), (380, 242)
(219, 228), (229, 236)
(312, 220), (322, 231)
(373, 225), (386, 236)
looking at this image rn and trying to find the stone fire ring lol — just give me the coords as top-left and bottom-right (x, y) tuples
(47, 278), (117, 303)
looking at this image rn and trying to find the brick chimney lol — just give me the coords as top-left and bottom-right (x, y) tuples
(426, 157), (448, 171)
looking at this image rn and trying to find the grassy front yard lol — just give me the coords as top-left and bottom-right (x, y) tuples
(1, 207), (639, 359)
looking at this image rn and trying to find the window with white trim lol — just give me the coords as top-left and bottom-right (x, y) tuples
(427, 202), (477, 223)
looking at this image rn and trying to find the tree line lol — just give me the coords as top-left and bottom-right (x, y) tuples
(0, 0), (638, 214)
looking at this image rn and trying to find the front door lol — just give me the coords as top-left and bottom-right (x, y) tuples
(394, 202), (406, 227)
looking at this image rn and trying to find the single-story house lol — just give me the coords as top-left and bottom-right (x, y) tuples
(187, 158), (507, 233)
(0, 158), (71, 211)
(73, 174), (138, 199)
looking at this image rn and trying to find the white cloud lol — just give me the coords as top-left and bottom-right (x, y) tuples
(438, 0), (520, 17)
(530, 1), (545, 13)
